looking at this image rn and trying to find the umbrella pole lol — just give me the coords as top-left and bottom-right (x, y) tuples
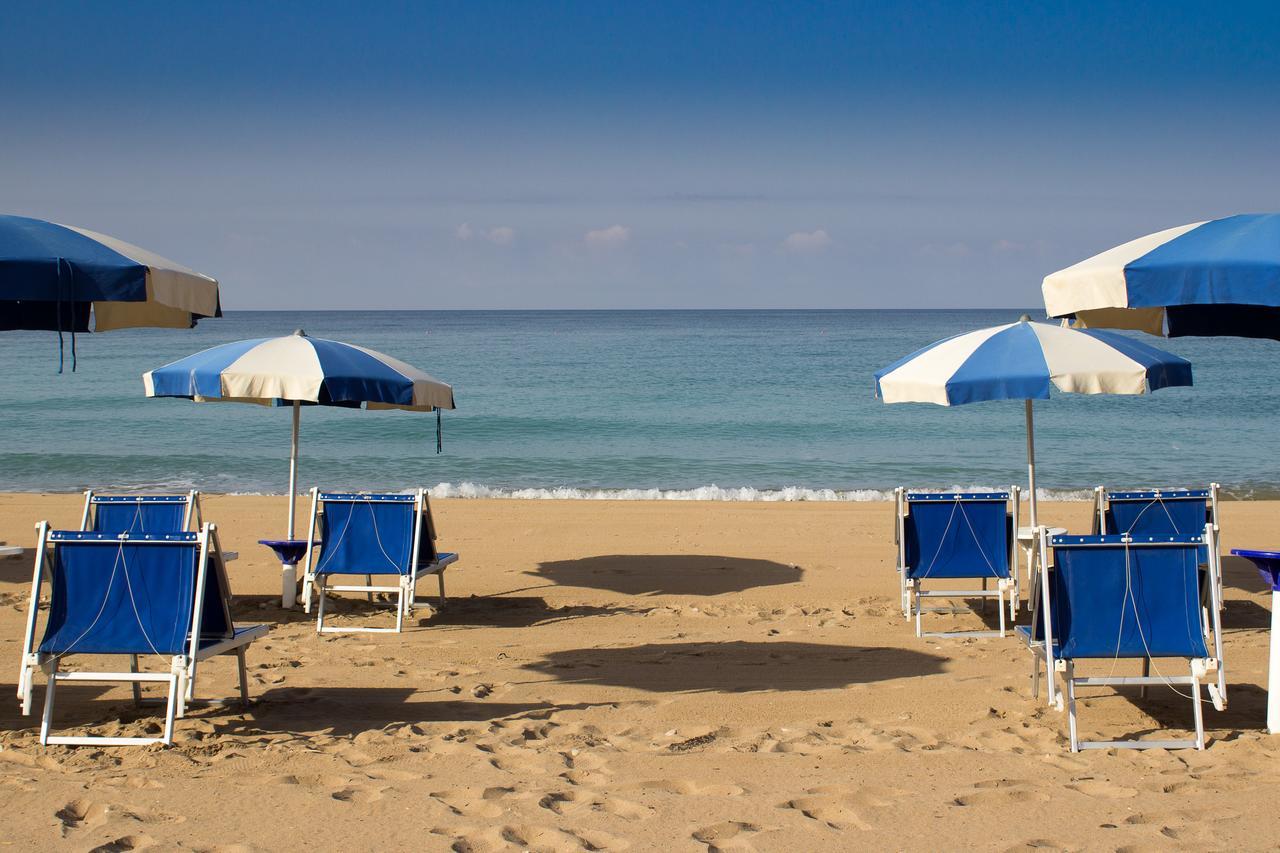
(1025, 399), (1039, 530)
(274, 401), (303, 610)
(287, 401), (300, 539)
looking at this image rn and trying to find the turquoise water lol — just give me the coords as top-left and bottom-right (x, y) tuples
(1, 309), (1277, 499)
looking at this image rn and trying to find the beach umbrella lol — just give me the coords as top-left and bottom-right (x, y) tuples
(143, 329), (455, 539)
(0, 214), (221, 370)
(874, 316), (1192, 529)
(1042, 213), (1280, 339)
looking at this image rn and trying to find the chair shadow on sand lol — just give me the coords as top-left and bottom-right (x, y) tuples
(522, 641), (947, 693)
(530, 554), (803, 596)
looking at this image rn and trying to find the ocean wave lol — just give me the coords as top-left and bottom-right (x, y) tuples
(423, 482), (1099, 502)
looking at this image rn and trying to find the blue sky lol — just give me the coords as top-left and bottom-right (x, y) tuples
(3, 1), (1279, 309)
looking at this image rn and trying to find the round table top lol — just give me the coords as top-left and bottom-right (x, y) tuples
(258, 539), (317, 564)
(1231, 548), (1280, 563)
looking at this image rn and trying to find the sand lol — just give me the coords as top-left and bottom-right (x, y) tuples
(0, 493), (1277, 852)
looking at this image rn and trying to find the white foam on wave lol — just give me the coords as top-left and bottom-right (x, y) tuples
(424, 482), (1097, 502)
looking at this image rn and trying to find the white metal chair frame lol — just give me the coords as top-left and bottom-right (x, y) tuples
(894, 487), (1020, 638)
(16, 523), (266, 748)
(1031, 524), (1226, 751)
(301, 488), (459, 634)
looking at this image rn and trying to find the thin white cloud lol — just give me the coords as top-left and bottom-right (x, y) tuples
(783, 228), (831, 253)
(455, 223), (473, 240)
(584, 224), (630, 248)
(486, 226), (515, 245)
(920, 241), (974, 258)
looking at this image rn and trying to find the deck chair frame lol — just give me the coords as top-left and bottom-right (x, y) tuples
(1093, 484), (1222, 612)
(80, 489), (202, 533)
(301, 488), (460, 633)
(894, 488), (1019, 638)
(1034, 525), (1226, 751)
(16, 523), (266, 747)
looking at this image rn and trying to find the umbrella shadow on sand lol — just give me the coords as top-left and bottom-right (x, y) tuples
(220, 687), (610, 738)
(522, 641), (947, 693)
(529, 554), (803, 597)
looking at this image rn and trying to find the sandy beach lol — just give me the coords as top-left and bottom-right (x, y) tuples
(0, 493), (1274, 851)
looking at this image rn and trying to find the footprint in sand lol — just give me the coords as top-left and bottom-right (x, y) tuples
(628, 779), (745, 797)
(1066, 779), (1139, 799)
(87, 834), (154, 852)
(430, 786), (518, 819)
(56, 800), (111, 833)
(781, 787), (895, 831)
(692, 820), (765, 851)
(501, 824), (616, 852)
(952, 778), (1050, 807)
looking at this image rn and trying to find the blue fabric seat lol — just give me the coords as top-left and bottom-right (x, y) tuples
(81, 490), (200, 534)
(302, 489), (461, 633)
(1041, 531), (1225, 751)
(18, 526), (267, 747)
(1096, 486), (1222, 613)
(895, 490), (1018, 638)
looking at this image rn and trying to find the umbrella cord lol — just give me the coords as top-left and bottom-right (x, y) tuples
(55, 259), (64, 374)
(53, 259), (78, 374)
(69, 261), (77, 372)
(436, 408), (442, 454)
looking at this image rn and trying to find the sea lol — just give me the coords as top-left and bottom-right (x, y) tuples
(2, 309), (1277, 500)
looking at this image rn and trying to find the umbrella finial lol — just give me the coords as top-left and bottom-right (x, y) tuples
(293, 328), (307, 337)
(1018, 314), (1032, 323)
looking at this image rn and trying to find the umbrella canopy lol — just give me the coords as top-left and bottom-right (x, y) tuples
(143, 330), (455, 410)
(144, 330), (455, 538)
(1043, 213), (1280, 339)
(875, 317), (1192, 527)
(0, 214), (221, 334)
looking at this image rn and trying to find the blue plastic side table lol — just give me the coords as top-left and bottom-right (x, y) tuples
(260, 539), (317, 609)
(1231, 548), (1280, 734)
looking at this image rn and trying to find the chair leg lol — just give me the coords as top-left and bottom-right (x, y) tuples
(998, 588), (1006, 638)
(130, 655), (142, 707)
(301, 573), (313, 614)
(1191, 671), (1205, 750)
(161, 673), (179, 746)
(395, 584), (405, 633)
(438, 571), (446, 608)
(316, 578), (328, 633)
(1066, 661), (1079, 752)
(1140, 658), (1150, 699)
(21, 662), (34, 716)
(366, 574), (374, 604)
(39, 662), (58, 746)
(1030, 649), (1041, 699)
(236, 648), (250, 707)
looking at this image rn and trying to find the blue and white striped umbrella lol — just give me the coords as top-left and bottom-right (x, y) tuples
(0, 214), (221, 370)
(1043, 213), (1280, 339)
(144, 330), (455, 537)
(875, 317), (1192, 526)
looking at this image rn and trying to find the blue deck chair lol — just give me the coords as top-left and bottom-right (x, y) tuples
(80, 490), (201, 533)
(894, 489), (1019, 638)
(1094, 485), (1222, 611)
(1034, 527), (1226, 751)
(16, 524), (267, 747)
(301, 489), (460, 633)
